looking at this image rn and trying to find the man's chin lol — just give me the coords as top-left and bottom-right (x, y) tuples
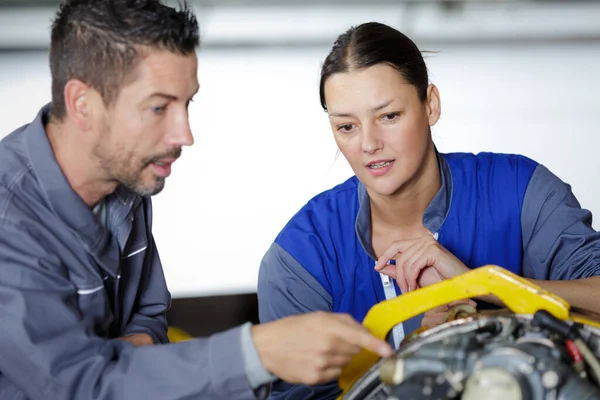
(127, 178), (166, 197)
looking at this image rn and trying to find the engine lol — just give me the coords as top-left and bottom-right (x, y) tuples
(340, 268), (600, 400)
(342, 309), (600, 400)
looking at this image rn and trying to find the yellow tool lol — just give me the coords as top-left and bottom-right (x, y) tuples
(167, 326), (193, 342)
(337, 265), (600, 399)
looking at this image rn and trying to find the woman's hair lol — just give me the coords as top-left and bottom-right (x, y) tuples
(319, 22), (429, 111)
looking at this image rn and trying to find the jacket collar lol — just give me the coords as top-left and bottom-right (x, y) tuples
(24, 105), (141, 276)
(355, 149), (453, 259)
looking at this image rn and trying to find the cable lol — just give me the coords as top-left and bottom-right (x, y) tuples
(574, 338), (600, 385)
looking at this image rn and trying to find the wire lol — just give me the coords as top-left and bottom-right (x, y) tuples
(573, 338), (600, 385)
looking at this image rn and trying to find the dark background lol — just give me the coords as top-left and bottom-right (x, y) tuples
(167, 293), (259, 337)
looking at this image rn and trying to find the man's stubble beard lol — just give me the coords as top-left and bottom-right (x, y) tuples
(95, 119), (166, 197)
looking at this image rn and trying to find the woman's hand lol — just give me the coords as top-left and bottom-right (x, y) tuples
(421, 299), (477, 328)
(374, 234), (470, 293)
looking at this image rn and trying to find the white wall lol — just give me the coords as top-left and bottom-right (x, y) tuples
(1, 42), (599, 298)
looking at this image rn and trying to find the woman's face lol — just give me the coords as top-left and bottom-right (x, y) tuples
(324, 63), (440, 196)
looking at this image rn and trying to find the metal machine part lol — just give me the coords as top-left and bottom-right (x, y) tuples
(342, 311), (600, 400)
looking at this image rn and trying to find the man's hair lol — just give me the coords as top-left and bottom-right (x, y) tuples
(49, 0), (200, 120)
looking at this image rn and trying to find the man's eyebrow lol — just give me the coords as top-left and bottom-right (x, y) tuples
(147, 93), (179, 101)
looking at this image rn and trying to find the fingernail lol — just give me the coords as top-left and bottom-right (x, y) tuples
(381, 344), (393, 357)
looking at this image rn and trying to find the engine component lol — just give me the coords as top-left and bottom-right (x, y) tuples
(344, 313), (600, 400)
(337, 266), (600, 400)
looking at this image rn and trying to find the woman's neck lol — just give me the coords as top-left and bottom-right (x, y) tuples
(369, 146), (441, 232)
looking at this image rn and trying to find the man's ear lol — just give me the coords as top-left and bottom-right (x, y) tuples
(425, 83), (441, 127)
(63, 79), (93, 131)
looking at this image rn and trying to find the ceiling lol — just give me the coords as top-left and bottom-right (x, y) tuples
(1, 0), (599, 50)
(0, 0), (597, 7)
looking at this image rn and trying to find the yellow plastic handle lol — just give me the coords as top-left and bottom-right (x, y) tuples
(337, 265), (570, 398)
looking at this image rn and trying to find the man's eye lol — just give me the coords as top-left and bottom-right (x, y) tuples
(152, 105), (167, 114)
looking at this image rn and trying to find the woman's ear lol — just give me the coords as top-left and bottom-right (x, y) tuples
(426, 83), (441, 127)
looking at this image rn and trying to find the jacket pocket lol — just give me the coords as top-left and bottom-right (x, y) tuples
(76, 283), (113, 337)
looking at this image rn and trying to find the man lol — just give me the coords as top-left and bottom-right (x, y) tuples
(0, 1), (392, 399)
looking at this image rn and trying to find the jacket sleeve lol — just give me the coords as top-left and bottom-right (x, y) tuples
(521, 165), (600, 280)
(121, 234), (170, 344)
(0, 220), (257, 400)
(257, 242), (340, 400)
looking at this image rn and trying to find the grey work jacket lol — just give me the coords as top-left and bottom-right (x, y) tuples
(0, 107), (258, 399)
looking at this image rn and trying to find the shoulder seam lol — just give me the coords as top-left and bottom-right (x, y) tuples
(0, 165), (34, 220)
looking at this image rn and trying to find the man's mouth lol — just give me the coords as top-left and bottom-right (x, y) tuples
(147, 148), (182, 166)
(148, 157), (178, 178)
(150, 162), (172, 178)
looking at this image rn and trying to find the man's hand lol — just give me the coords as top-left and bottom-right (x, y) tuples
(251, 312), (393, 385)
(421, 299), (477, 328)
(118, 333), (154, 347)
(374, 235), (470, 293)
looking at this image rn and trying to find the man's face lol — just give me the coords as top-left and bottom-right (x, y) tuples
(92, 49), (199, 196)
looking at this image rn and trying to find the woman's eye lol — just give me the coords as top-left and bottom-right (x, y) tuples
(383, 112), (400, 121)
(337, 124), (354, 133)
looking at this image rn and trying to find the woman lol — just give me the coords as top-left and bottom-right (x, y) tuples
(258, 22), (600, 399)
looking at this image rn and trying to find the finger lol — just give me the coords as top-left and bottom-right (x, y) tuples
(448, 299), (469, 306)
(377, 263), (396, 278)
(322, 354), (355, 368)
(405, 255), (433, 293)
(406, 241), (444, 291)
(394, 244), (423, 293)
(448, 299), (477, 308)
(427, 304), (449, 313)
(346, 329), (393, 358)
(394, 237), (433, 292)
(374, 239), (418, 271)
(403, 239), (431, 275)
(395, 259), (408, 294)
(323, 337), (363, 357)
(319, 367), (344, 383)
(333, 314), (393, 357)
(333, 314), (378, 354)
(396, 239), (431, 292)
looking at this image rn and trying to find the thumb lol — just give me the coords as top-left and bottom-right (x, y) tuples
(375, 264), (396, 279)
